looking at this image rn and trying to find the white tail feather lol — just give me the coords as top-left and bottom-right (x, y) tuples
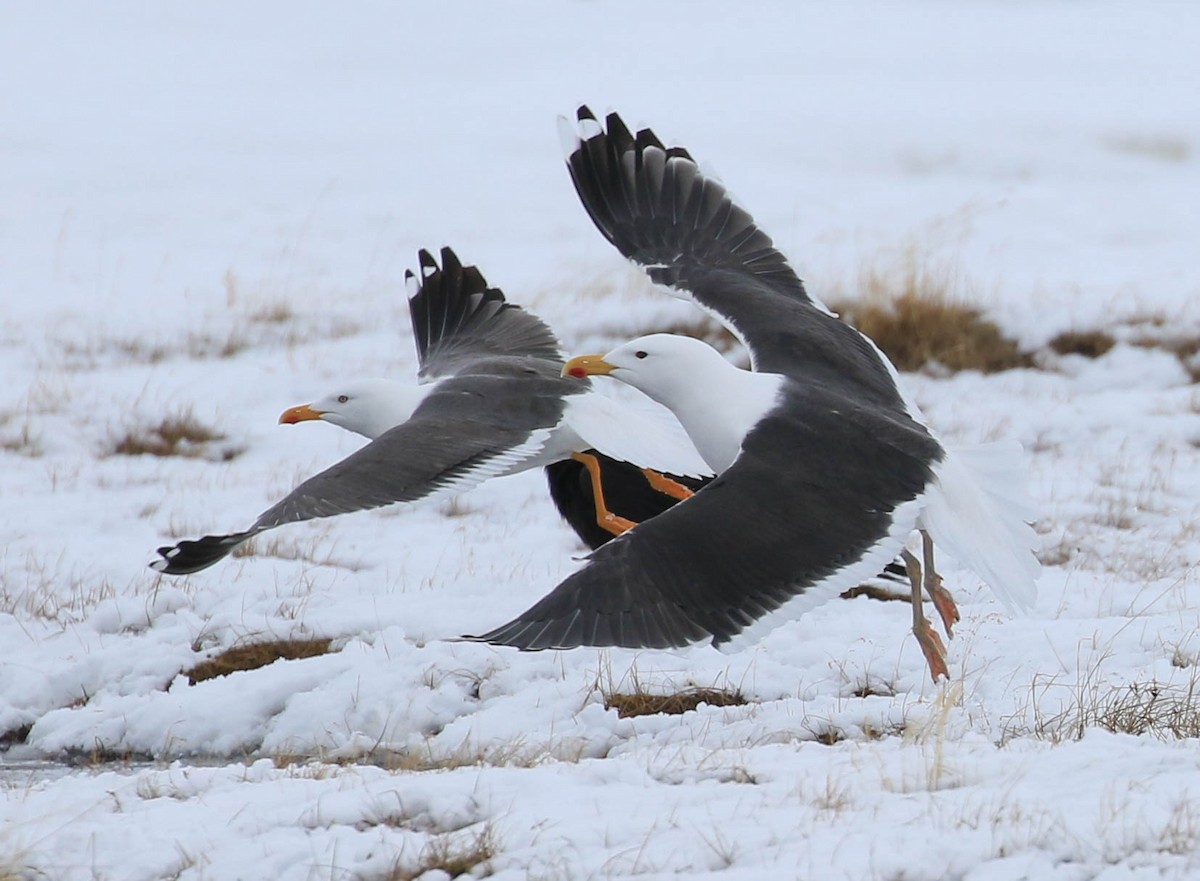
(919, 441), (1040, 613)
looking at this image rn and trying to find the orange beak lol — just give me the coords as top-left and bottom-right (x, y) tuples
(562, 354), (617, 379)
(278, 404), (326, 425)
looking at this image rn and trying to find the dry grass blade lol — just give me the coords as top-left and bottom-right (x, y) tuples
(186, 638), (334, 684)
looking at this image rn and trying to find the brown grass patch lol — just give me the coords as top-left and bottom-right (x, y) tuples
(605, 686), (746, 719)
(0, 723), (31, 748)
(1048, 329), (1117, 359)
(110, 410), (240, 460)
(830, 253), (1031, 373)
(834, 292), (1030, 373)
(186, 638), (334, 684)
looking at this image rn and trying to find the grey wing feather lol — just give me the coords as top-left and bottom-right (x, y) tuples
(408, 247), (564, 380)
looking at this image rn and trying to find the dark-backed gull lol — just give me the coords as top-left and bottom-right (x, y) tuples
(470, 109), (1039, 679)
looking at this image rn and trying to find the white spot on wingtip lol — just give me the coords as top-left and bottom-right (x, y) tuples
(556, 115), (582, 160)
(577, 115), (603, 140)
(150, 560), (167, 571)
(404, 274), (420, 298)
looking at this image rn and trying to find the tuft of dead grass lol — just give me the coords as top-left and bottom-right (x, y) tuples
(0, 414), (43, 457)
(1090, 680), (1200, 740)
(829, 250), (1033, 373)
(387, 825), (497, 881)
(1047, 329), (1116, 359)
(109, 409), (232, 459)
(248, 301), (296, 324)
(834, 289), (1030, 374)
(0, 724), (32, 748)
(604, 686), (746, 719)
(1006, 665), (1200, 743)
(186, 638), (334, 685)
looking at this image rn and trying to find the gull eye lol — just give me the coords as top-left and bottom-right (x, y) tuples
(634, 351), (648, 360)
(337, 395), (349, 404)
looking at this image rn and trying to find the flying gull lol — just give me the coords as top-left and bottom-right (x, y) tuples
(470, 108), (1039, 679)
(151, 247), (711, 575)
(278, 377), (707, 551)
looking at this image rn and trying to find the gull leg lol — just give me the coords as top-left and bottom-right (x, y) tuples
(902, 547), (948, 683)
(921, 529), (959, 638)
(571, 452), (638, 536)
(640, 468), (695, 501)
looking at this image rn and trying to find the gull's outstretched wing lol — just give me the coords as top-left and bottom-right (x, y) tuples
(562, 106), (905, 410)
(408, 246), (564, 381)
(470, 387), (941, 649)
(153, 363), (574, 575)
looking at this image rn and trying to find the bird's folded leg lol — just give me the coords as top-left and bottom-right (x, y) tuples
(640, 468), (695, 501)
(902, 547), (949, 683)
(920, 529), (959, 638)
(571, 452), (638, 536)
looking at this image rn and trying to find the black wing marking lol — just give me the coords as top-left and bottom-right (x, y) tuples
(564, 106), (906, 408)
(470, 388), (941, 649)
(408, 247), (564, 380)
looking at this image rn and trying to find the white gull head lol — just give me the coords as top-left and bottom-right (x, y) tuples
(278, 378), (430, 440)
(565, 333), (784, 474)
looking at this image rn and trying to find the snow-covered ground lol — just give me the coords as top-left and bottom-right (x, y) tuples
(3, 2), (1200, 878)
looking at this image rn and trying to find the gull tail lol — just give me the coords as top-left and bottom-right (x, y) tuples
(919, 441), (1041, 613)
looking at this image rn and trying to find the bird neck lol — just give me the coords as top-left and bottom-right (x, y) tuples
(648, 366), (783, 474)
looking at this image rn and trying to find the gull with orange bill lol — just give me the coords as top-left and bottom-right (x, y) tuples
(150, 247), (710, 576)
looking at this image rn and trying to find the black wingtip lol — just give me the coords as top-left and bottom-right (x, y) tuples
(407, 246), (563, 374)
(563, 107), (806, 303)
(150, 533), (248, 575)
